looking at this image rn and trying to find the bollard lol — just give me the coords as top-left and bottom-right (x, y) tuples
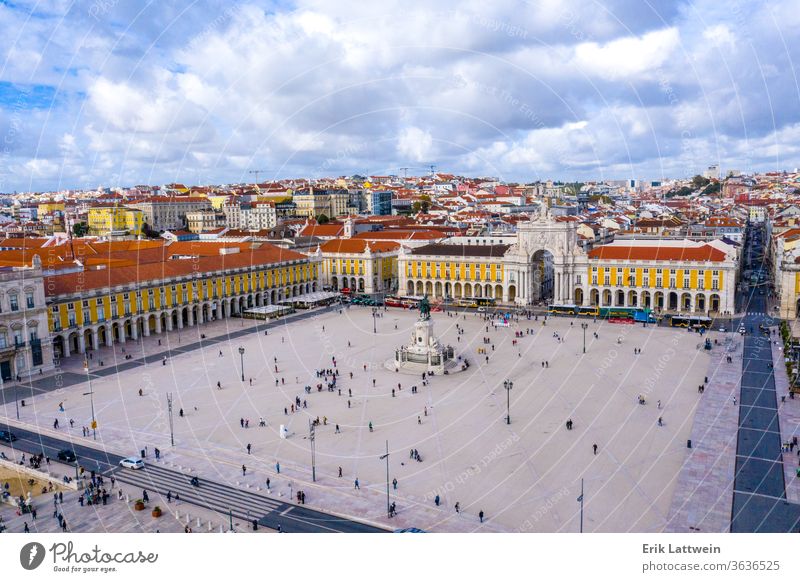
(125, 494), (130, 503)
(197, 517), (201, 528)
(687, 439), (692, 449)
(185, 514), (190, 525)
(208, 521), (213, 532)
(175, 510), (180, 519)
(219, 524), (224, 533)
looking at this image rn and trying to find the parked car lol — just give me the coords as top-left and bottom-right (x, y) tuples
(119, 457), (144, 470)
(0, 430), (17, 443)
(56, 449), (76, 463)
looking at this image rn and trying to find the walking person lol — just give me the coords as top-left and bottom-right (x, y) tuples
(354, 478), (360, 490)
(592, 443), (598, 455)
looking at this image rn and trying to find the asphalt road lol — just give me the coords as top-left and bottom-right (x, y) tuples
(730, 226), (800, 532)
(0, 424), (387, 533)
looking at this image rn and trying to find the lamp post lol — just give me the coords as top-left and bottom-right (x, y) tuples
(503, 379), (513, 424)
(581, 323), (588, 353)
(379, 440), (390, 518)
(372, 308), (377, 334)
(238, 346), (245, 382)
(82, 360), (96, 440)
(167, 392), (174, 446)
(577, 477), (584, 533)
(309, 420), (316, 482)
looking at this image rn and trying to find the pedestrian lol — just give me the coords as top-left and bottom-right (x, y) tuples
(455, 502), (460, 513)
(369, 421), (373, 432)
(242, 464), (247, 476)
(246, 443), (251, 454)
(167, 491), (172, 503)
(266, 478), (271, 489)
(657, 400), (661, 409)
(392, 478), (398, 490)
(354, 478), (360, 490)
(479, 510), (484, 523)
(658, 417), (663, 426)
(434, 494), (440, 506)
(593, 443), (598, 455)
(335, 424), (340, 433)
(23, 521), (29, 533)
(142, 489), (149, 503)
(338, 466), (343, 478)
(276, 462), (280, 474)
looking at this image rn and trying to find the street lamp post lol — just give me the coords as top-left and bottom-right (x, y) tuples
(309, 420), (316, 482)
(503, 379), (513, 424)
(83, 360), (96, 440)
(581, 323), (588, 354)
(577, 477), (584, 533)
(379, 440), (390, 518)
(167, 392), (174, 446)
(373, 308), (377, 334)
(238, 346), (245, 382)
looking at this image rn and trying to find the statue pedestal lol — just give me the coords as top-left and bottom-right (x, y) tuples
(389, 316), (462, 375)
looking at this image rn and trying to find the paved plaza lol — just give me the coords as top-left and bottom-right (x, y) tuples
(0, 306), (720, 532)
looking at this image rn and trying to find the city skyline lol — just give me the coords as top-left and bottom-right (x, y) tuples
(0, 0), (799, 192)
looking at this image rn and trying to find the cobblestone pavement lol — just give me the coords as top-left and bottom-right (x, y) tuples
(0, 446), (266, 534)
(664, 335), (742, 533)
(0, 307), (713, 532)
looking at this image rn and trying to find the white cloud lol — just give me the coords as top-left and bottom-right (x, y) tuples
(396, 127), (433, 162)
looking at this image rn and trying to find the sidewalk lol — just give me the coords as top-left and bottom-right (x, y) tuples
(665, 335), (742, 533)
(0, 445), (265, 534)
(769, 336), (800, 503)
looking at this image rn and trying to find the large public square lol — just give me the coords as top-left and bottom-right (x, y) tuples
(0, 305), (719, 532)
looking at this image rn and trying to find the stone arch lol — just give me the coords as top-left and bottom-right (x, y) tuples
(454, 282), (463, 298)
(494, 284), (503, 300)
(464, 283), (473, 297)
(508, 285), (516, 302)
(444, 282), (451, 298)
(696, 293), (706, 312)
(434, 281), (443, 298)
(415, 281), (423, 295)
(654, 291), (664, 309)
(641, 290), (651, 308)
(627, 290), (637, 307)
(615, 289), (625, 306)
(574, 287), (583, 305)
(710, 293), (720, 312)
(590, 288), (599, 306)
(602, 289), (612, 306)
(424, 281), (433, 295)
(681, 292), (692, 311)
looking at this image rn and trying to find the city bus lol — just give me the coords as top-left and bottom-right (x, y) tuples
(669, 314), (712, 329)
(385, 295), (423, 309)
(548, 304), (656, 322)
(456, 297), (497, 308)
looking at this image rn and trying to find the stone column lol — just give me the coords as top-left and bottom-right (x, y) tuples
(91, 329), (100, 351)
(155, 316), (162, 334)
(62, 335), (71, 358)
(104, 327), (113, 347)
(77, 333), (86, 355)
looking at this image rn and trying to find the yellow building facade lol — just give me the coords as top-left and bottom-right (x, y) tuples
(87, 206), (144, 237)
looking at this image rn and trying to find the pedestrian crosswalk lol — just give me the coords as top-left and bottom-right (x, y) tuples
(110, 463), (282, 522)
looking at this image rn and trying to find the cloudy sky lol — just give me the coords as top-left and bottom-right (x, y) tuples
(0, 0), (799, 191)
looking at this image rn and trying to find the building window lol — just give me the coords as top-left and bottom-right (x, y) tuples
(0, 331), (7, 349)
(25, 291), (34, 309)
(9, 294), (18, 312)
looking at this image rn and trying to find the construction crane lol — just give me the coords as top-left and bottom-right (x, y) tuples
(248, 169), (267, 184)
(399, 167), (410, 179)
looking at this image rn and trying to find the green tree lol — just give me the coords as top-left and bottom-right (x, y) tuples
(316, 214), (330, 224)
(71, 222), (89, 237)
(412, 194), (431, 214)
(691, 175), (710, 189)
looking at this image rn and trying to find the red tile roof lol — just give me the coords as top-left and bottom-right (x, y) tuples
(319, 239), (399, 254)
(588, 244), (726, 262)
(44, 244), (309, 296)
